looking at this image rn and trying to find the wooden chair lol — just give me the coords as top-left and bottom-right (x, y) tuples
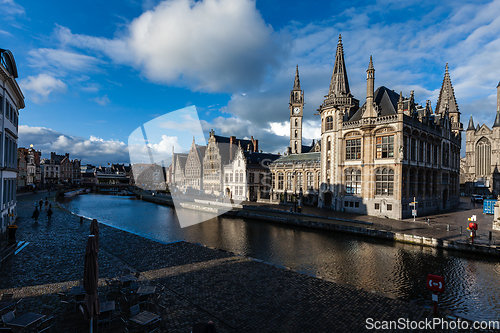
(1, 311), (14, 326)
(35, 316), (53, 333)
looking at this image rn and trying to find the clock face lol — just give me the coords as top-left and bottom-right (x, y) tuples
(293, 107), (300, 114)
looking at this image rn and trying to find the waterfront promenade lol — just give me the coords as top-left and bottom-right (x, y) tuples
(0, 192), (443, 332)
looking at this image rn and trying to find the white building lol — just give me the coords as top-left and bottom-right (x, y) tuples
(0, 48), (24, 234)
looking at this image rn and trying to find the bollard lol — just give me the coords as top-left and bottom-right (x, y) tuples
(490, 231), (492, 241)
(460, 226), (462, 234)
(80, 216), (83, 224)
(447, 224), (450, 231)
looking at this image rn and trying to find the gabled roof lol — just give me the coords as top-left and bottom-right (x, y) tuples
(349, 86), (399, 121)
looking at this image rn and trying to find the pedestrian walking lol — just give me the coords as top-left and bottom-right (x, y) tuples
(45, 199), (49, 210)
(32, 207), (40, 222)
(39, 199), (43, 209)
(47, 205), (53, 222)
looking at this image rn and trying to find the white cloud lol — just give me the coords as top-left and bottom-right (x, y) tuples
(19, 74), (67, 103)
(50, 0), (289, 93)
(93, 95), (111, 106)
(1, 0), (25, 17)
(18, 125), (129, 165)
(27, 48), (104, 74)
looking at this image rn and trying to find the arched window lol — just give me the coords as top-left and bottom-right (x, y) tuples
(295, 130), (298, 138)
(278, 173), (284, 190)
(307, 172), (314, 190)
(326, 116), (333, 131)
(376, 168), (394, 196)
(476, 138), (491, 176)
(295, 119), (298, 127)
(296, 172), (303, 191)
(345, 169), (361, 195)
(286, 173), (293, 190)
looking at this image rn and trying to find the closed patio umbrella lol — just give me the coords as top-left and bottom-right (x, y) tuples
(83, 219), (100, 332)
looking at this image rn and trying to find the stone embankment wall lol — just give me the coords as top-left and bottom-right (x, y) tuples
(132, 188), (500, 257)
(233, 210), (500, 257)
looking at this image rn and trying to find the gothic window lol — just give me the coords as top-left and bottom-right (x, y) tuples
(295, 130), (298, 138)
(296, 172), (303, 191)
(326, 116), (333, 131)
(376, 136), (394, 158)
(307, 172), (314, 190)
(426, 143), (431, 163)
(294, 141), (298, 152)
(442, 143), (450, 167)
(286, 173), (293, 190)
(345, 168), (361, 195)
(433, 145), (438, 165)
(375, 168), (394, 196)
(295, 119), (298, 127)
(327, 138), (331, 152)
(418, 140), (424, 162)
(410, 138), (416, 160)
(476, 137), (491, 176)
(346, 139), (361, 160)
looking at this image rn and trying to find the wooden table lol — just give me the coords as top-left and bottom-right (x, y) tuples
(100, 301), (115, 313)
(7, 312), (45, 329)
(117, 275), (137, 283)
(130, 311), (159, 326)
(136, 286), (156, 295)
(69, 286), (86, 295)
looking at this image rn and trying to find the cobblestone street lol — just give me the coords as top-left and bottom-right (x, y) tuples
(0, 193), (464, 332)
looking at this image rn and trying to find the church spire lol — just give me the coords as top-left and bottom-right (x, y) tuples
(328, 34), (351, 98)
(467, 115), (475, 130)
(293, 65), (300, 90)
(436, 63), (459, 115)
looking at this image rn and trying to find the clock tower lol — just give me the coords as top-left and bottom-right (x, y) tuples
(290, 65), (304, 154)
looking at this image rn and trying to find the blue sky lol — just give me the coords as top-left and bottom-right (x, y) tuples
(2, 0), (500, 165)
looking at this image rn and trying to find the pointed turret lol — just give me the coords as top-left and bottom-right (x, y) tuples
(436, 63), (459, 115)
(493, 111), (500, 128)
(363, 55), (376, 119)
(467, 115), (475, 130)
(293, 65), (300, 90)
(328, 35), (351, 98)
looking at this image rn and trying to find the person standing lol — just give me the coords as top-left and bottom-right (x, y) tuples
(47, 205), (53, 222)
(32, 207), (40, 222)
(39, 199), (43, 209)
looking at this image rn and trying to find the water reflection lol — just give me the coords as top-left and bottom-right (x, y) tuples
(59, 194), (500, 321)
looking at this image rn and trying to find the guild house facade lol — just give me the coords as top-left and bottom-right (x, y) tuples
(271, 36), (462, 219)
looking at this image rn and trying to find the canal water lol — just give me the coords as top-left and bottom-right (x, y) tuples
(59, 194), (500, 321)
